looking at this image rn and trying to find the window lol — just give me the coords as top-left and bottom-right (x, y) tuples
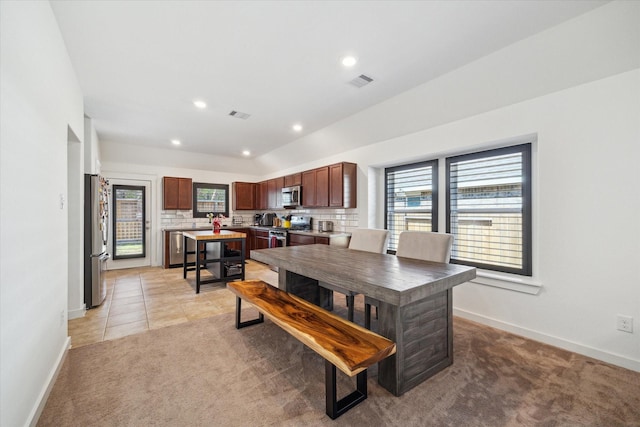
(192, 182), (229, 218)
(385, 160), (438, 253)
(446, 143), (532, 275)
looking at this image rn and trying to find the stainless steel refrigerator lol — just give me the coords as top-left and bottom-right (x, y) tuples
(84, 174), (110, 308)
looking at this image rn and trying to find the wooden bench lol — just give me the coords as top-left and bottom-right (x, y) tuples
(227, 280), (396, 419)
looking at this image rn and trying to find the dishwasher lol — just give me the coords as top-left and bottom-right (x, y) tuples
(169, 231), (196, 267)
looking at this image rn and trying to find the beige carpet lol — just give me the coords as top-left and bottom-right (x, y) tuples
(38, 308), (640, 426)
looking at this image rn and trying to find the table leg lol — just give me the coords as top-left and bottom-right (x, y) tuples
(241, 238), (246, 280)
(376, 289), (453, 396)
(183, 234), (188, 279)
(196, 241), (202, 293)
(279, 269), (332, 310)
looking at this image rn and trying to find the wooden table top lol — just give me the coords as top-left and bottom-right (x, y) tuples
(182, 229), (247, 241)
(251, 244), (476, 306)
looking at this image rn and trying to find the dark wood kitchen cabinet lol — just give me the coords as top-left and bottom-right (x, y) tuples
(163, 177), (192, 210)
(253, 229), (270, 250)
(302, 166), (329, 207)
(284, 173), (302, 187)
(232, 182), (256, 210)
(256, 181), (268, 210)
(329, 162), (357, 208)
(267, 176), (285, 209)
(288, 233), (330, 246)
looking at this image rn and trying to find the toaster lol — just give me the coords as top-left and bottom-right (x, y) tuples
(317, 220), (334, 232)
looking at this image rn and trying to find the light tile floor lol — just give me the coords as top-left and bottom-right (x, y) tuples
(68, 260), (279, 348)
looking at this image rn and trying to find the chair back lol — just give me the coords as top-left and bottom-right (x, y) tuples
(396, 231), (453, 263)
(348, 228), (389, 254)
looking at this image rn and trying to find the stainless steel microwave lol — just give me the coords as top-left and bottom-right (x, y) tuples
(282, 186), (301, 209)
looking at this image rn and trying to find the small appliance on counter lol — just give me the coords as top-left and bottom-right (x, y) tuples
(259, 212), (276, 226)
(317, 220), (334, 232)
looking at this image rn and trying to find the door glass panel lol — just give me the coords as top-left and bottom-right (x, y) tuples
(112, 185), (146, 259)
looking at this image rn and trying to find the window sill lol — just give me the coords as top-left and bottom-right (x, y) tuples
(470, 270), (542, 295)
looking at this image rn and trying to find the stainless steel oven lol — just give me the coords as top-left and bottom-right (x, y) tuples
(268, 229), (287, 272)
(268, 229), (287, 248)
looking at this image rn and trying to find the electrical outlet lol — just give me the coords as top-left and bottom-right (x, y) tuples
(59, 309), (66, 326)
(616, 315), (633, 333)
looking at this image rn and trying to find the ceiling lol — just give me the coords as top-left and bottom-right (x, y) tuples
(51, 0), (607, 160)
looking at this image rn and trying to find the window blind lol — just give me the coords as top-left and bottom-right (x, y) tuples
(446, 144), (532, 275)
(385, 160), (438, 252)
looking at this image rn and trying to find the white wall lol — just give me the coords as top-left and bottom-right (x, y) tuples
(0, 2), (85, 426)
(100, 161), (263, 267)
(67, 128), (84, 320)
(354, 69), (639, 370)
(84, 116), (102, 174)
(101, 140), (259, 175)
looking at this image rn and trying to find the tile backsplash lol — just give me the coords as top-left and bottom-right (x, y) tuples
(160, 209), (359, 231)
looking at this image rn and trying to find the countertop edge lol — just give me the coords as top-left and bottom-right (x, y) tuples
(162, 225), (350, 238)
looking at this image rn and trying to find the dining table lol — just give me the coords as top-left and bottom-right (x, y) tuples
(250, 244), (476, 396)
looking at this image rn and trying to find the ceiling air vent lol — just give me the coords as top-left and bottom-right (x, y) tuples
(229, 110), (251, 120)
(349, 74), (374, 88)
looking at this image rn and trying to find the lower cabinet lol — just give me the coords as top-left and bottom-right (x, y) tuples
(288, 233), (330, 246)
(253, 229), (270, 250)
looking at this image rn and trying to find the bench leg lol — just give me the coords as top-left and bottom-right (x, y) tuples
(235, 297), (264, 329)
(325, 361), (367, 419)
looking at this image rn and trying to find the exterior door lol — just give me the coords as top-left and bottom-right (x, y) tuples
(107, 178), (151, 269)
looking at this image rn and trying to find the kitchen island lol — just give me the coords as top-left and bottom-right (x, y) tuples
(182, 230), (246, 293)
(251, 244), (476, 396)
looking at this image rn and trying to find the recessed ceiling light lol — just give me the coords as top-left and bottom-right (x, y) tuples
(242, 150), (251, 156)
(341, 56), (357, 67)
(171, 139), (181, 145)
(292, 124), (303, 132)
(193, 100), (207, 109)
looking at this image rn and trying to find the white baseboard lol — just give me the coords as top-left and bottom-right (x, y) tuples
(27, 336), (71, 427)
(453, 308), (640, 373)
(68, 306), (86, 320)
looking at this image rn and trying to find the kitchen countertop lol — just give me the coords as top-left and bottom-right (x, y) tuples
(162, 225), (350, 238)
(288, 229), (351, 238)
(161, 225), (252, 232)
(250, 226), (350, 238)
(182, 229), (247, 240)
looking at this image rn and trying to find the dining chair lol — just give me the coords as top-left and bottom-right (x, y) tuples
(364, 231), (454, 329)
(319, 228), (389, 322)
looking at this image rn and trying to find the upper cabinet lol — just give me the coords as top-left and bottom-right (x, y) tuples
(229, 162), (356, 211)
(268, 176), (284, 209)
(284, 173), (302, 187)
(256, 181), (268, 210)
(232, 182), (256, 210)
(163, 177), (192, 210)
(302, 166), (329, 207)
(329, 162), (357, 208)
